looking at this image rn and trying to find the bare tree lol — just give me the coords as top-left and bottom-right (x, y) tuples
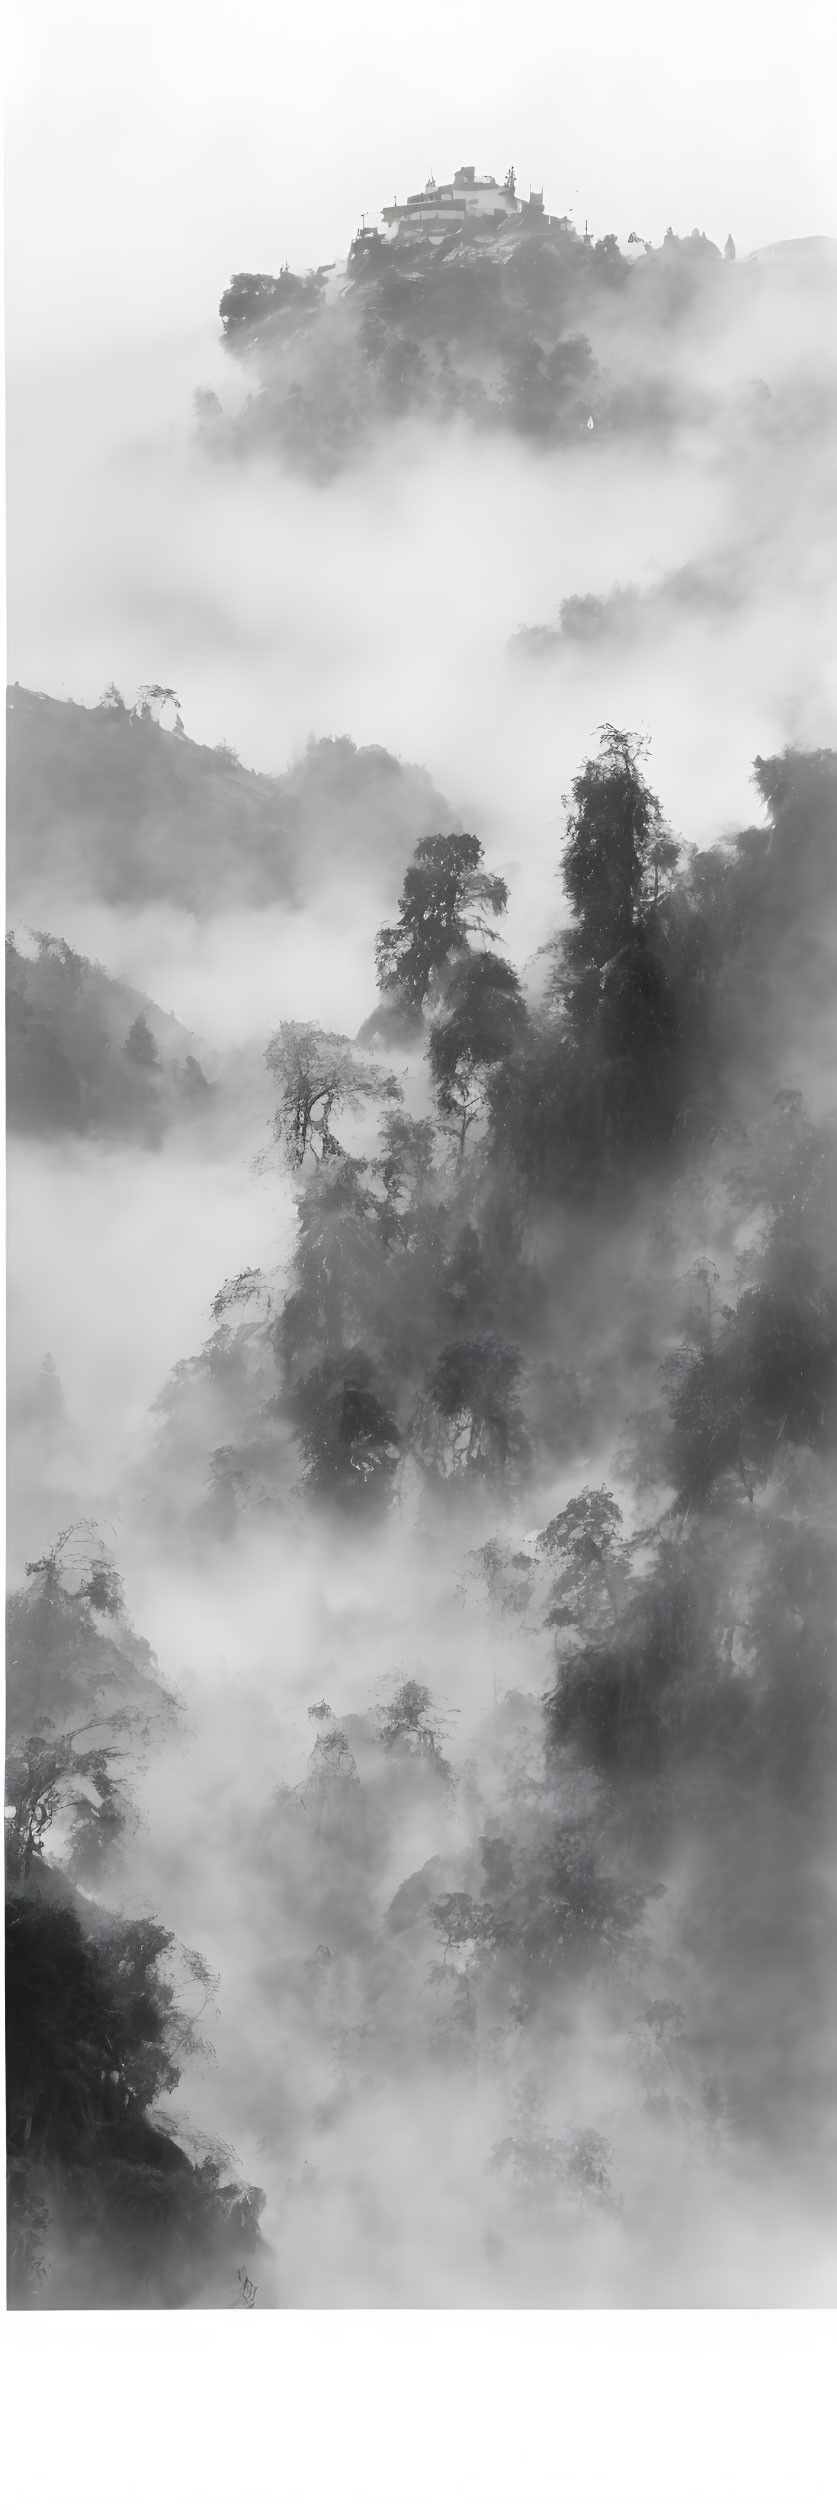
(265, 1022), (399, 1165)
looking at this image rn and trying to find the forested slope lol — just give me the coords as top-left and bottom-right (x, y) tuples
(6, 684), (453, 912)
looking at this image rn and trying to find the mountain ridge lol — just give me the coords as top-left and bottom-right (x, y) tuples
(6, 684), (456, 916)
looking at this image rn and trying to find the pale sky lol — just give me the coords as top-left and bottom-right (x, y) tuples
(7, 0), (837, 362)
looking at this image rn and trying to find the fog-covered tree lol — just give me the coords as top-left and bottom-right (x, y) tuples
(560, 726), (680, 972)
(545, 1542), (708, 1781)
(375, 833), (509, 1018)
(219, 267), (325, 344)
(6, 1872), (263, 2308)
(278, 1156), (392, 1372)
(501, 333), (597, 438)
(5, 1528), (177, 1887)
(419, 1335), (528, 1481)
(124, 1011), (160, 1070)
(377, 1677), (451, 1776)
(372, 1110), (437, 1244)
(300, 1724), (360, 1833)
(290, 1346), (400, 1510)
(130, 684), (183, 730)
(664, 1249), (837, 1507)
(537, 1487), (627, 1634)
(266, 1022), (397, 1164)
(6, 935), (84, 1133)
(5, 1527), (263, 2308)
(489, 728), (714, 1192)
(429, 951), (528, 1155)
(182, 1051), (212, 1098)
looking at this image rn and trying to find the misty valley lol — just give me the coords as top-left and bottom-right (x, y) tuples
(6, 174), (837, 2311)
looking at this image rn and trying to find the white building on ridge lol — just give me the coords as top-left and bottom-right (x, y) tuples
(381, 164), (531, 240)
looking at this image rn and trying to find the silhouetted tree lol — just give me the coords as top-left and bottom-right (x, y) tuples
(301, 1726), (360, 1833)
(489, 728), (713, 1191)
(5, 1529), (177, 1887)
(420, 1336), (527, 1480)
(537, 1487), (626, 1631)
(182, 1053), (212, 1099)
(124, 1012), (160, 1070)
(560, 725), (680, 975)
(372, 1111), (437, 1243)
(291, 1347), (400, 1509)
(377, 1678), (450, 1775)
(429, 951), (528, 1154)
(6, 1872), (263, 2309)
(375, 833), (509, 1017)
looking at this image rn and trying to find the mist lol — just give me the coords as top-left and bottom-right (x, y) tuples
(9, 247), (837, 1035)
(6, 12), (837, 2318)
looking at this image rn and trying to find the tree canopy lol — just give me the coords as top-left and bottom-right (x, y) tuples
(375, 832), (509, 1017)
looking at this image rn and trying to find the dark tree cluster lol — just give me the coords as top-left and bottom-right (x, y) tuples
(5, 1532), (263, 2307)
(488, 727), (715, 1194)
(249, 732), (837, 2195)
(210, 822), (535, 1517)
(10, 706), (837, 2295)
(153, 733), (837, 1564)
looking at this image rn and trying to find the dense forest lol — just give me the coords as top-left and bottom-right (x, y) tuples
(207, 212), (835, 478)
(8, 705), (837, 2304)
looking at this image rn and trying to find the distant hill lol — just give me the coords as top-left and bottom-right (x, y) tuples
(745, 237), (837, 265)
(204, 208), (837, 475)
(510, 553), (750, 660)
(6, 926), (214, 1144)
(6, 686), (454, 915)
(210, 208), (616, 472)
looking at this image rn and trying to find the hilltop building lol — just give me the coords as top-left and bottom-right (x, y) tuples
(346, 162), (625, 273)
(380, 164), (541, 241)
